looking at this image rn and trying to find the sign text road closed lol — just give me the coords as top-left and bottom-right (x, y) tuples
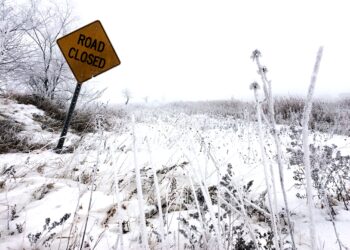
(57, 20), (120, 83)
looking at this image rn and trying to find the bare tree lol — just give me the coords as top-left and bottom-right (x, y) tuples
(25, 1), (74, 99)
(122, 88), (132, 105)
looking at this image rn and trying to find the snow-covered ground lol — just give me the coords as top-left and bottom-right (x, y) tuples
(0, 97), (350, 249)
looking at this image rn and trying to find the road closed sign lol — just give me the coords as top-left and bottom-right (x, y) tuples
(57, 20), (120, 83)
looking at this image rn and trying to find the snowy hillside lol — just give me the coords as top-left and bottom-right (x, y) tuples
(0, 97), (350, 249)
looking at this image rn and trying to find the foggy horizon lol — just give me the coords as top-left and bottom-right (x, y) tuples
(69, 0), (350, 103)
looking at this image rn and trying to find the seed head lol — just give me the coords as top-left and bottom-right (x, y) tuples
(251, 49), (261, 61)
(249, 81), (260, 90)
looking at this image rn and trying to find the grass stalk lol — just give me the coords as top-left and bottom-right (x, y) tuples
(79, 128), (103, 250)
(146, 138), (167, 249)
(251, 83), (281, 249)
(252, 50), (296, 249)
(131, 115), (149, 250)
(187, 145), (223, 249)
(185, 168), (209, 247)
(112, 173), (124, 250)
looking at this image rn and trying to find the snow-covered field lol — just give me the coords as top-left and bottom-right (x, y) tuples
(1, 97), (350, 249)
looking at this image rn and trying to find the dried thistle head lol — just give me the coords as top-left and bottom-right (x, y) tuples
(251, 49), (261, 61)
(249, 81), (260, 90)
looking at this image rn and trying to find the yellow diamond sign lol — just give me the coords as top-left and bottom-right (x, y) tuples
(57, 20), (120, 83)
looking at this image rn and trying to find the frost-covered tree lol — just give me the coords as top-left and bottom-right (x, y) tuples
(25, 0), (74, 99)
(122, 88), (132, 105)
(0, 0), (75, 99)
(0, 0), (34, 90)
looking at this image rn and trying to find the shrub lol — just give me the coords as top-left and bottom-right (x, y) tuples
(0, 115), (44, 153)
(272, 97), (350, 136)
(7, 93), (126, 134)
(164, 100), (254, 119)
(288, 128), (350, 211)
(272, 97), (304, 125)
(27, 213), (71, 248)
(7, 93), (67, 132)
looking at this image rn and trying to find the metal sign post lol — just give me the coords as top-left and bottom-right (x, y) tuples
(55, 83), (81, 152)
(54, 20), (120, 152)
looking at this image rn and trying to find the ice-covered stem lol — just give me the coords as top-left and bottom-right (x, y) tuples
(113, 173), (124, 250)
(186, 146), (222, 249)
(217, 172), (259, 249)
(250, 82), (281, 250)
(251, 50), (296, 249)
(184, 168), (209, 246)
(146, 139), (167, 249)
(131, 115), (149, 250)
(302, 46), (323, 250)
(321, 185), (347, 250)
(207, 149), (258, 249)
(80, 121), (103, 250)
(194, 173), (222, 248)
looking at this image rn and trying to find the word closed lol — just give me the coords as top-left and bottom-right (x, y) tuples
(57, 20), (120, 83)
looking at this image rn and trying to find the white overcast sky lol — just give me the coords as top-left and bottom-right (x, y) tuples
(69, 0), (350, 102)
